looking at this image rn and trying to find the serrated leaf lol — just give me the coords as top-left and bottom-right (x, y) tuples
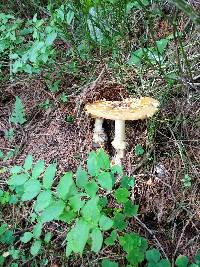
(105, 230), (117, 246)
(40, 200), (65, 223)
(114, 188), (130, 204)
(98, 171), (113, 191)
(76, 165), (88, 189)
(20, 232), (33, 243)
(99, 215), (113, 231)
(56, 172), (74, 200)
(43, 163), (57, 189)
(101, 259), (118, 267)
(8, 173), (29, 186)
(30, 240), (42, 256)
(33, 222), (42, 238)
(113, 213), (127, 231)
(21, 179), (41, 201)
(23, 155), (33, 171)
(81, 197), (100, 226)
(85, 181), (98, 197)
(124, 201), (138, 217)
(87, 151), (100, 176)
(32, 160), (45, 179)
(10, 96), (26, 125)
(91, 228), (103, 252)
(34, 190), (52, 212)
(146, 249), (161, 263)
(97, 149), (110, 170)
(66, 219), (90, 255)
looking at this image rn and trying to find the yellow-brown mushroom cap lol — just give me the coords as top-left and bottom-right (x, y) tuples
(85, 97), (159, 121)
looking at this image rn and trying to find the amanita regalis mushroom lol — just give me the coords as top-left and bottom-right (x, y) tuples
(85, 97), (159, 165)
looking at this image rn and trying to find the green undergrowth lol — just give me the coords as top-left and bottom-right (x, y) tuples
(0, 149), (200, 266)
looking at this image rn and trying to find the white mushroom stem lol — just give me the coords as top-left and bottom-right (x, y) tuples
(111, 119), (126, 165)
(93, 118), (105, 144)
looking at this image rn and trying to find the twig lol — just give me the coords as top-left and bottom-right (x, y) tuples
(134, 216), (169, 260)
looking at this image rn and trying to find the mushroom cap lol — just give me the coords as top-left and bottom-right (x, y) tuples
(85, 97), (159, 121)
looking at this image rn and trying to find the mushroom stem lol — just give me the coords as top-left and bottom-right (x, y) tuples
(112, 119), (126, 165)
(93, 118), (106, 144)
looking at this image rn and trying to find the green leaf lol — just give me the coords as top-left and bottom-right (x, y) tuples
(59, 210), (76, 223)
(23, 155), (33, 171)
(128, 48), (144, 65)
(175, 255), (188, 267)
(135, 144), (145, 156)
(105, 230), (117, 246)
(21, 179), (41, 201)
(30, 240), (42, 256)
(33, 222), (42, 238)
(66, 219), (90, 255)
(195, 250), (200, 264)
(10, 96), (26, 125)
(124, 201), (138, 217)
(97, 149), (110, 170)
(56, 172), (74, 200)
(99, 215), (113, 231)
(85, 181), (98, 197)
(10, 166), (23, 174)
(44, 232), (52, 243)
(91, 228), (103, 252)
(101, 259), (118, 267)
(87, 151), (100, 176)
(69, 194), (85, 212)
(114, 188), (130, 204)
(111, 165), (123, 175)
(146, 249), (161, 263)
(46, 32), (57, 46)
(0, 223), (8, 235)
(66, 10), (74, 25)
(81, 197), (100, 226)
(98, 171), (113, 191)
(120, 176), (135, 189)
(158, 259), (171, 267)
(20, 232), (33, 243)
(113, 213), (127, 231)
(43, 163), (57, 189)
(76, 165), (88, 189)
(8, 173), (29, 186)
(40, 200), (65, 223)
(32, 160), (45, 179)
(156, 38), (169, 54)
(34, 190), (52, 212)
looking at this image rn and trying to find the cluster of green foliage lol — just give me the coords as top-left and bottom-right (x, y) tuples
(0, 149), (199, 266)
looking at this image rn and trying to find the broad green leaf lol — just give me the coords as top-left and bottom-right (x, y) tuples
(20, 232), (33, 243)
(158, 259), (171, 267)
(59, 210), (76, 223)
(8, 173), (29, 186)
(67, 10), (74, 25)
(97, 149), (110, 170)
(32, 160), (45, 179)
(105, 230), (117, 246)
(81, 197), (100, 226)
(135, 144), (145, 156)
(43, 163), (57, 189)
(69, 195), (85, 212)
(34, 190), (52, 212)
(56, 172), (74, 200)
(10, 166), (23, 174)
(156, 38), (169, 54)
(114, 188), (130, 203)
(33, 222), (42, 238)
(23, 155), (33, 171)
(175, 255), (188, 267)
(91, 228), (103, 252)
(40, 200), (65, 223)
(85, 181), (98, 197)
(195, 250), (200, 264)
(124, 201), (138, 217)
(46, 32), (57, 46)
(44, 232), (52, 243)
(21, 179), (41, 201)
(76, 165), (88, 189)
(87, 151), (100, 176)
(101, 259), (118, 267)
(113, 213), (127, 231)
(128, 48), (144, 65)
(0, 223), (8, 235)
(66, 219), (90, 255)
(30, 240), (42, 256)
(10, 96), (26, 125)
(120, 176), (135, 189)
(146, 249), (161, 263)
(98, 172), (113, 191)
(99, 215), (113, 231)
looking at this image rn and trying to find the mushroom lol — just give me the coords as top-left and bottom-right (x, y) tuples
(85, 97), (159, 165)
